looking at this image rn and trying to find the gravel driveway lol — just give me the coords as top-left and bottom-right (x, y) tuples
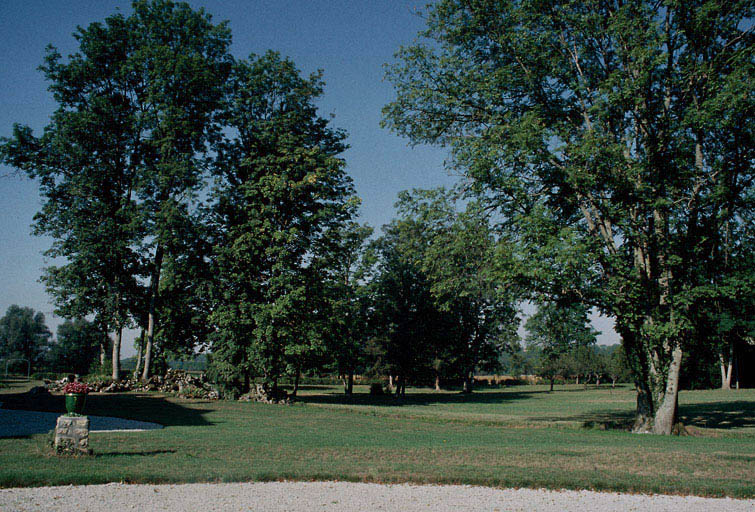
(1, 481), (752, 512)
(0, 408), (162, 437)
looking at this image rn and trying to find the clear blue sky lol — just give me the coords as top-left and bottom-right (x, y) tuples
(0, 0), (617, 355)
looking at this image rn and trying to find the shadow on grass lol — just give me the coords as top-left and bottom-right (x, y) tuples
(297, 389), (547, 408)
(0, 389), (214, 427)
(678, 400), (755, 430)
(283, 385), (334, 391)
(537, 400), (755, 432)
(94, 449), (177, 458)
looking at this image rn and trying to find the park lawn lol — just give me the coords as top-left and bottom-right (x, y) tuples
(297, 384), (755, 433)
(0, 380), (753, 497)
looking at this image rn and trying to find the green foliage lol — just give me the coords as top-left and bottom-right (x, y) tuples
(367, 188), (521, 390)
(0, 0), (233, 381)
(526, 302), (598, 387)
(0, 305), (52, 372)
(309, 221), (374, 389)
(46, 318), (103, 375)
(207, 51), (358, 392)
(383, 0), (753, 430)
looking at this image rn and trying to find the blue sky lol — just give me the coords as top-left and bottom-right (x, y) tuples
(0, 1), (617, 355)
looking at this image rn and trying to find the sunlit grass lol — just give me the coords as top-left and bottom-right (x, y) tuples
(1, 379), (753, 497)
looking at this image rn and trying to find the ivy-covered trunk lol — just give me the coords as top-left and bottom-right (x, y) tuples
(651, 345), (683, 435)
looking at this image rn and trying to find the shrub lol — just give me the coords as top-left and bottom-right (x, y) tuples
(30, 372), (62, 381)
(369, 382), (384, 395)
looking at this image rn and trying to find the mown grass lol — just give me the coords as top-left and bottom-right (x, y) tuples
(1, 379), (753, 497)
(298, 384), (755, 433)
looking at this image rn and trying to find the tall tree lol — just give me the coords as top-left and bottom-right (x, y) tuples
(130, 0), (232, 381)
(1, 1), (233, 381)
(368, 225), (447, 395)
(405, 189), (520, 392)
(384, 0), (753, 434)
(1, 12), (146, 379)
(208, 52), (357, 397)
(0, 305), (51, 373)
(369, 188), (519, 393)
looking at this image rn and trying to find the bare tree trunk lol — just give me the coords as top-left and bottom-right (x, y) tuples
(134, 330), (145, 379)
(142, 244), (164, 382)
(652, 345), (683, 435)
(112, 326), (122, 381)
(720, 356), (727, 388)
(720, 342), (734, 390)
(100, 337), (107, 367)
(388, 375), (394, 392)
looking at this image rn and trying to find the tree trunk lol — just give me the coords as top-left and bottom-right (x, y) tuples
(720, 342), (734, 390)
(291, 367), (301, 397)
(141, 243), (164, 382)
(652, 345), (683, 435)
(633, 383), (654, 432)
(388, 375), (394, 392)
(434, 373), (441, 391)
(549, 377), (554, 392)
(134, 329), (145, 379)
(99, 338), (107, 367)
(346, 371), (354, 396)
(112, 326), (122, 381)
(462, 370), (473, 394)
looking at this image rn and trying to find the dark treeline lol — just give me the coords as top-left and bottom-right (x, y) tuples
(1, 1), (752, 435)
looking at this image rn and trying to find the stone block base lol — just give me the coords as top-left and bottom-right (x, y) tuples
(54, 415), (91, 455)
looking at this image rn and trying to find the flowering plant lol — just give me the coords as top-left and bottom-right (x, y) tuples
(63, 381), (90, 394)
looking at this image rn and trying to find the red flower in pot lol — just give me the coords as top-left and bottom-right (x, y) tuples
(63, 381), (90, 415)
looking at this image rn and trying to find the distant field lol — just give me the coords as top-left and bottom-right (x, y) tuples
(1, 379), (753, 497)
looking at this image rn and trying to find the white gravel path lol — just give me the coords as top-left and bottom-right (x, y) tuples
(0, 408), (162, 437)
(1, 481), (752, 512)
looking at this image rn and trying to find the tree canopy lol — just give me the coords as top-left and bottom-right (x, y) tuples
(0, 305), (51, 373)
(384, 0), (753, 433)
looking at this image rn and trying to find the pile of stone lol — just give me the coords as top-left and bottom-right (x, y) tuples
(238, 383), (292, 404)
(140, 369), (219, 400)
(44, 370), (219, 400)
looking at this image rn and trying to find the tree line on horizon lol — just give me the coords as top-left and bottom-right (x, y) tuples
(1, 0), (752, 435)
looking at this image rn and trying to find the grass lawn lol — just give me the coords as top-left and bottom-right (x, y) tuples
(1, 379), (753, 497)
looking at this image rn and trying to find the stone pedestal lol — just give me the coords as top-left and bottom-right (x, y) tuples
(54, 415), (91, 455)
